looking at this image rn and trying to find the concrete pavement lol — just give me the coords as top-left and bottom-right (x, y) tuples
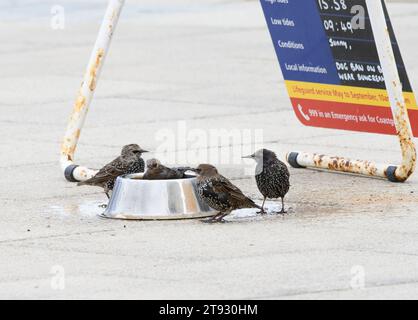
(0, 0), (417, 299)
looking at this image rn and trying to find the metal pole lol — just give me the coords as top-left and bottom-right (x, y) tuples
(60, 0), (125, 182)
(287, 0), (416, 182)
(367, 0), (416, 181)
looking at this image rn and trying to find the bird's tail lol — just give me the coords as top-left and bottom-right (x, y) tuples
(251, 200), (262, 210)
(244, 197), (262, 210)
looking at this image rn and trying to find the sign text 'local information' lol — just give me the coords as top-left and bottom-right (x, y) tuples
(260, 0), (418, 136)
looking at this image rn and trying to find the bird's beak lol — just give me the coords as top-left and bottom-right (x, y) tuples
(242, 154), (254, 159)
(140, 149), (150, 153)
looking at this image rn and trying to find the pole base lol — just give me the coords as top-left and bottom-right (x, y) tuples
(287, 152), (305, 169)
(64, 165), (80, 182)
(386, 166), (402, 183)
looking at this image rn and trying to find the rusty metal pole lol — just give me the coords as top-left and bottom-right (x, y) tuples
(367, 0), (416, 181)
(287, 0), (416, 182)
(60, 0), (125, 182)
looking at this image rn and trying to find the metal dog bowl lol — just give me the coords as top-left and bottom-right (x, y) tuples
(101, 173), (216, 220)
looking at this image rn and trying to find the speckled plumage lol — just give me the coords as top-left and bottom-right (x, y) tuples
(244, 149), (290, 213)
(103, 157), (145, 191)
(194, 164), (260, 223)
(77, 144), (147, 198)
(143, 158), (192, 180)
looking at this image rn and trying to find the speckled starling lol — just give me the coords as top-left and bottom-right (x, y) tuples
(243, 149), (290, 214)
(77, 144), (148, 198)
(192, 164), (261, 223)
(143, 158), (193, 180)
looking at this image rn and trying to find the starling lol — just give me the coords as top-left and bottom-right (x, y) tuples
(77, 144), (148, 198)
(143, 158), (192, 180)
(192, 164), (261, 223)
(243, 149), (290, 214)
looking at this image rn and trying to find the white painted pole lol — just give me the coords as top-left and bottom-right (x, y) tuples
(60, 0), (125, 182)
(366, 0), (416, 181)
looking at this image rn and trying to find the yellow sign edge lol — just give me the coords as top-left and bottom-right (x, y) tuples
(285, 80), (418, 110)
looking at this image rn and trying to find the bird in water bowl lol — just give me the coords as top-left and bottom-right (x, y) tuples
(143, 158), (193, 180)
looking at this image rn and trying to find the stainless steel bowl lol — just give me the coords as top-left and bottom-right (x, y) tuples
(101, 173), (216, 220)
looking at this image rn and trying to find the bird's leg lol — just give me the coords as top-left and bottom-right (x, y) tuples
(202, 212), (228, 224)
(202, 212), (222, 224)
(277, 197), (287, 215)
(98, 192), (110, 208)
(257, 197), (267, 214)
(214, 211), (231, 223)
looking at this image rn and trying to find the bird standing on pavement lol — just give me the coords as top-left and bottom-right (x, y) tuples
(192, 164), (261, 223)
(143, 158), (192, 180)
(243, 149), (290, 214)
(77, 144), (148, 198)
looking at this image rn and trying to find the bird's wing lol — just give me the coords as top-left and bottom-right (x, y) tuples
(159, 165), (178, 179)
(169, 166), (193, 178)
(172, 166), (193, 172)
(212, 176), (259, 209)
(84, 157), (128, 185)
(143, 167), (165, 180)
